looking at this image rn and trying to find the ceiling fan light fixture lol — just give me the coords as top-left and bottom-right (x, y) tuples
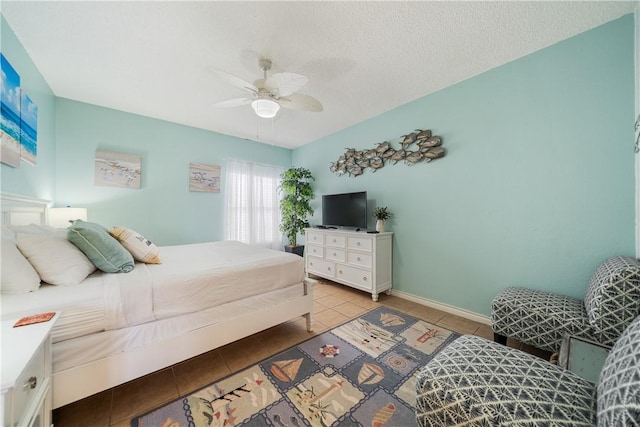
(251, 99), (280, 118)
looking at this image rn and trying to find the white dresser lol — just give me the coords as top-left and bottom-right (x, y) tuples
(305, 228), (393, 301)
(1, 313), (58, 427)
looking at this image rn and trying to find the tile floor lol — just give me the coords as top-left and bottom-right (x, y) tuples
(52, 279), (551, 426)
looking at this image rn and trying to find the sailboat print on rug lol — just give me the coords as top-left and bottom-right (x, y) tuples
(132, 307), (460, 427)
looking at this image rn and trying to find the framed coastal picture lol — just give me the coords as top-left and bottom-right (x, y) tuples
(189, 162), (221, 193)
(95, 151), (142, 189)
(20, 93), (38, 165)
(1, 54), (22, 168)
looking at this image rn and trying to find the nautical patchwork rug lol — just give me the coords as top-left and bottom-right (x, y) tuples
(131, 307), (460, 427)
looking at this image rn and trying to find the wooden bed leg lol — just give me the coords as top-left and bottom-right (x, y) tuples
(494, 333), (507, 345)
(304, 313), (314, 332)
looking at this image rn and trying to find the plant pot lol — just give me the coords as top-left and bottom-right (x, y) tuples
(285, 245), (305, 257)
(376, 220), (385, 233)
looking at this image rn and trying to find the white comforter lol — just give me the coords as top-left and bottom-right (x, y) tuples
(2, 241), (305, 341)
(105, 240), (305, 329)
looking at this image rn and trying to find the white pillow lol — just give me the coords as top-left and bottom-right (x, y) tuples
(1, 226), (16, 242)
(16, 231), (96, 285)
(9, 224), (57, 236)
(1, 237), (41, 294)
(108, 226), (162, 264)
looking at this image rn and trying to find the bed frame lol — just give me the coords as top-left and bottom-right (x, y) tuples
(1, 193), (314, 409)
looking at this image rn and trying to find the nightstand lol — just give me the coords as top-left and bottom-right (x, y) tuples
(558, 335), (611, 383)
(1, 313), (59, 427)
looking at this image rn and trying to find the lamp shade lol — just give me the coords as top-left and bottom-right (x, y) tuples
(251, 99), (280, 118)
(47, 207), (88, 228)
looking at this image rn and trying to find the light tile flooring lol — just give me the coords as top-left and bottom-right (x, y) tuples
(53, 279), (551, 426)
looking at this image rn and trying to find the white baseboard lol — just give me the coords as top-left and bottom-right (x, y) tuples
(390, 289), (491, 325)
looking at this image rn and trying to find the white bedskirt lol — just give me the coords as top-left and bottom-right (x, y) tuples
(52, 282), (305, 372)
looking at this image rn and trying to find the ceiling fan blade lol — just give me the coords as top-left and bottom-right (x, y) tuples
(266, 72), (308, 97)
(279, 93), (323, 112)
(208, 67), (258, 94)
(213, 97), (254, 108)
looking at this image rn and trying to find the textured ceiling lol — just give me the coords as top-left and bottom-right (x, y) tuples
(2, 1), (636, 148)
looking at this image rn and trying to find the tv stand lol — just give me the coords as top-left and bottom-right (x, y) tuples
(304, 228), (392, 301)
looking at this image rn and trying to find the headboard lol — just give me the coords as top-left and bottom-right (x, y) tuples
(1, 193), (50, 226)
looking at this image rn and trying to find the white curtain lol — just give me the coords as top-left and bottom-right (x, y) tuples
(224, 159), (285, 250)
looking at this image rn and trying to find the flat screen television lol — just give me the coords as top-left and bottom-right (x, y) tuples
(322, 191), (367, 229)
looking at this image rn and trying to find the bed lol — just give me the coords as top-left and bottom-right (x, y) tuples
(0, 193), (314, 409)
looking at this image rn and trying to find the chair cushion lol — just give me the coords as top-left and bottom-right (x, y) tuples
(584, 256), (640, 346)
(416, 335), (596, 426)
(492, 287), (593, 352)
(597, 315), (640, 425)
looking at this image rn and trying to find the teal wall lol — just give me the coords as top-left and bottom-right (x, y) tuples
(1, 14), (292, 246)
(294, 15), (636, 316)
(3, 12), (636, 317)
(55, 99), (292, 245)
(0, 16), (56, 200)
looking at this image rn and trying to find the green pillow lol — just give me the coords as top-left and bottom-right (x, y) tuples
(67, 220), (134, 273)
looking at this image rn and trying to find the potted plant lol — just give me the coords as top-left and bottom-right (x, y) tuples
(372, 206), (392, 232)
(279, 167), (315, 256)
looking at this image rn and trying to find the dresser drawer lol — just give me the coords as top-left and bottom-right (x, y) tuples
(307, 256), (336, 278)
(12, 342), (46, 425)
(325, 247), (346, 262)
(336, 264), (373, 289)
(347, 236), (372, 252)
(347, 251), (372, 268)
(325, 234), (346, 248)
(306, 244), (323, 258)
(306, 231), (324, 245)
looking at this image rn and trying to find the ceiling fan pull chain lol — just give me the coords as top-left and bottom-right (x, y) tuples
(256, 113), (260, 140)
(635, 115), (640, 154)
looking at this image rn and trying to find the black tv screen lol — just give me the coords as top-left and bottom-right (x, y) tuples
(322, 191), (367, 229)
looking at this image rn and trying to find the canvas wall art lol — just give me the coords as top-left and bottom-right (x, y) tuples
(189, 162), (221, 193)
(1, 54), (22, 168)
(95, 151), (142, 189)
(20, 93), (38, 165)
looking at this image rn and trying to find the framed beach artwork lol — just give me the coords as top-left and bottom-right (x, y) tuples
(189, 162), (221, 193)
(1, 54), (22, 168)
(95, 151), (142, 189)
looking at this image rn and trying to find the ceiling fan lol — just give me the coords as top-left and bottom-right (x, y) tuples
(211, 58), (323, 119)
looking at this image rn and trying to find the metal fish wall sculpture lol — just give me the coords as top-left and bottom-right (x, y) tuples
(329, 128), (445, 177)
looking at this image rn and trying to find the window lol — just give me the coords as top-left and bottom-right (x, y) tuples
(224, 159), (285, 250)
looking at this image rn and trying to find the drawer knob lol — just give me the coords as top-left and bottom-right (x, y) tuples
(23, 376), (37, 391)
(333, 252), (336, 256)
(363, 277), (367, 281)
(357, 257), (361, 261)
(327, 267), (331, 271)
(357, 242), (361, 246)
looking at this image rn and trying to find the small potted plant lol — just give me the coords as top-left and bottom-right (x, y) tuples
(279, 167), (315, 256)
(372, 207), (392, 232)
